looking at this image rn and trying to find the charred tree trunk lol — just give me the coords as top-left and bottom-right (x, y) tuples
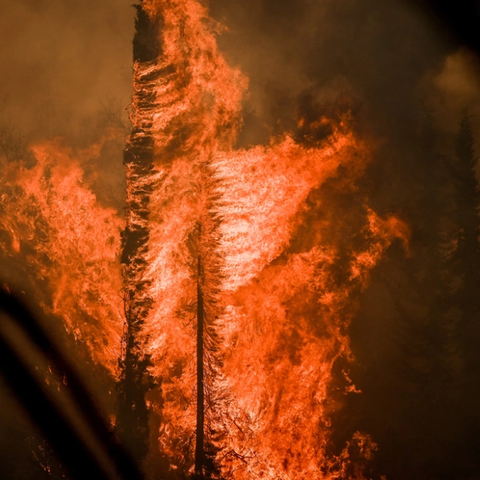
(194, 241), (205, 478)
(117, 1), (161, 467)
(191, 191), (224, 479)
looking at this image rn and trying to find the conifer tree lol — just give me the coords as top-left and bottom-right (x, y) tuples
(387, 107), (453, 476)
(448, 112), (480, 416)
(117, 1), (160, 466)
(187, 163), (225, 480)
(403, 107), (449, 392)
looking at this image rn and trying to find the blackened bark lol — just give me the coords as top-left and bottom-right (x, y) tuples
(191, 184), (225, 479)
(132, 4), (161, 63)
(117, 1), (160, 467)
(194, 246), (205, 478)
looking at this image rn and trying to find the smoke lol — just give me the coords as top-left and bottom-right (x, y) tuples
(0, 0), (133, 141)
(422, 48), (480, 147)
(211, 0), (462, 136)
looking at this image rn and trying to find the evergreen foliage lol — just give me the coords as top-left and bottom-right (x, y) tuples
(117, 1), (160, 470)
(189, 163), (225, 480)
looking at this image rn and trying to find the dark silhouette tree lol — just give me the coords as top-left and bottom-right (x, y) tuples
(117, 0), (160, 468)
(398, 106), (451, 412)
(185, 164), (225, 480)
(447, 112), (480, 426)
(354, 106), (456, 479)
(449, 112), (480, 315)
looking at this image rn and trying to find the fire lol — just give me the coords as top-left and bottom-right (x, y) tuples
(0, 137), (124, 374)
(0, 0), (409, 479)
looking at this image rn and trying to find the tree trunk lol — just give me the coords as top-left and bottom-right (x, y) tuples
(194, 227), (205, 478)
(117, 1), (160, 466)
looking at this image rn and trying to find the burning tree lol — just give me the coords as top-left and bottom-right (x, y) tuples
(117, 0), (244, 474)
(117, 2), (160, 465)
(0, 1), (409, 478)
(188, 168), (226, 479)
(115, 1), (408, 478)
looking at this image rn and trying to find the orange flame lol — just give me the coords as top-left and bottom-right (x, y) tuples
(0, 1), (410, 478)
(0, 138), (124, 374)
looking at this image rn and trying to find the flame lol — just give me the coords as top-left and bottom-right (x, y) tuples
(0, 137), (124, 374)
(0, 1), (410, 478)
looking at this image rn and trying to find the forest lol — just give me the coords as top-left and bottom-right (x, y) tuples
(0, 1), (479, 479)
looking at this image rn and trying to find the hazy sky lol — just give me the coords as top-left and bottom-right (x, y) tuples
(1, 0), (479, 145)
(0, 0), (133, 139)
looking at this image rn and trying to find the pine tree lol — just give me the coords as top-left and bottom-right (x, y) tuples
(385, 106), (453, 477)
(448, 112), (480, 425)
(403, 107), (450, 401)
(189, 164), (225, 480)
(117, 1), (160, 467)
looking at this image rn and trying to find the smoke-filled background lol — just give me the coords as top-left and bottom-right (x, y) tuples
(1, 0), (480, 479)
